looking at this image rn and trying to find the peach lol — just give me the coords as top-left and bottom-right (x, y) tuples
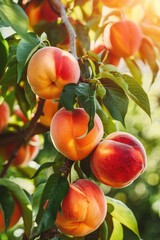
(0, 198), (21, 232)
(27, 47), (80, 99)
(24, 0), (58, 28)
(39, 99), (59, 127)
(50, 108), (104, 161)
(0, 101), (10, 133)
(90, 132), (147, 188)
(1, 135), (41, 167)
(55, 179), (107, 236)
(103, 20), (142, 58)
(101, 0), (133, 8)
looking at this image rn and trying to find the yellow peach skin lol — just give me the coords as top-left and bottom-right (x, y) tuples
(103, 20), (142, 58)
(50, 108), (104, 161)
(55, 179), (107, 237)
(0, 199), (21, 232)
(101, 0), (133, 8)
(90, 132), (147, 188)
(27, 47), (80, 99)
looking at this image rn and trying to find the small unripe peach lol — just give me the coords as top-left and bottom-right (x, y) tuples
(27, 47), (80, 99)
(55, 179), (107, 236)
(0, 102), (10, 133)
(103, 20), (142, 58)
(90, 132), (147, 188)
(50, 108), (104, 161)
(0, 198), (21, 232)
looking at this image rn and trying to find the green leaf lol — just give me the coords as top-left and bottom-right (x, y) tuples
(0, 178), (32, 238)
(125, 58), (142, 84)
(0, 186), (14, 231)
(60, 83), (77, 111)
(32, 183), (45, 215)
(102, 79), (129, 126)
(99, 71), (151, 118)
(15, 85), (30, 116)
(34, 174), (69, 235)
(75, 83), (96, 131)
(0, 0), (29, 40)
(31, 162), (56, 179)
(16, 32), (40, 82)
(106, 197), (141, 239)
(0, 33), (9, 78)
(24, 80), (37, 111)
(99, 220), (109, 240)
(110, 218), (123, 240)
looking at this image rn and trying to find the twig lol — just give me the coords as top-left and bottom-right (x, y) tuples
(49, 0), (78, 59)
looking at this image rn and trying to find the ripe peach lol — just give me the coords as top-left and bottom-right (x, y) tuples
(101, 0), (133, 8)
(1, 135), (41, 167)
(50, 108), (104, 161)
(27, 47), (80, 99)
(0, 102), (10, 133)
(103, 20), (142, 58)
(55, 179), (107, 236)
(39, 99), (59, 127)
(0, 198), (21, 232)
(90, 132), (147, 188)
(24, 0), (58, 28)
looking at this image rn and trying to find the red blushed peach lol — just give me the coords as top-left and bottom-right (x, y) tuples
(90, 132), (147, 188)
(55, 179), (107, 237)
(101, 0), (133, 8)
(103, 20), (142, 58)
(50, 108), (104, 161)
(0, 102), (10, 133)
(0, 198), (22, 232)
(27, 47), (80, 99)
(39, 99), (59, 127)
(24, 0), (58, 28)
(1, 135), (41, 167)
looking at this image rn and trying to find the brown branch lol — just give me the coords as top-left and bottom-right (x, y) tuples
(49, 0), (78, 59)
(0, 98), (46, 178)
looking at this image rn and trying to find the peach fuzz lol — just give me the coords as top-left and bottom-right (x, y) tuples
(0, 101), (10, 133)
(103, 20), (142, 58)
(39, 99), (59, 127)
(50, 108), (104, 161)
(55, 179), (107, 236)
(101, 0), (133, 8)
(90, 132), (147, 188)
(0, 199), (22, 232)
(27, 47), (80, 99)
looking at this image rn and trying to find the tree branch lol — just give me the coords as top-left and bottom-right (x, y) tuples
(49, 0), (78, 59)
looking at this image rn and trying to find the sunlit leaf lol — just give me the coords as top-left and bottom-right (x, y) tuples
(106, 197), (141, 239)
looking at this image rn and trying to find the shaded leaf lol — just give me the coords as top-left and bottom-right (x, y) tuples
(34, 174), (69, 235)
(60, 83), (77, 111)
(0, 33), (9, 78)
(0, 186), (14, 231)
(0, 179), (32, 238)
(101, 79), (129, 126)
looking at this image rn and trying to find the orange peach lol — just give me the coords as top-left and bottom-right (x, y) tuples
(0, 102), (10, 133)
(0, 198), (21, 232)
(103, 20), (142, 58)
(24, 0), (58, 28)
(90, 132), (147, 188)
(27, 47), (80, 99)
(39, 99), (59, 127)
(101, 0), (133, 8)
(50, 108), (104, 161)
(55, 179), (107, 236)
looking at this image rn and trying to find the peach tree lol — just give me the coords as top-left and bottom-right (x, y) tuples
(0, 0), (159, 239)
